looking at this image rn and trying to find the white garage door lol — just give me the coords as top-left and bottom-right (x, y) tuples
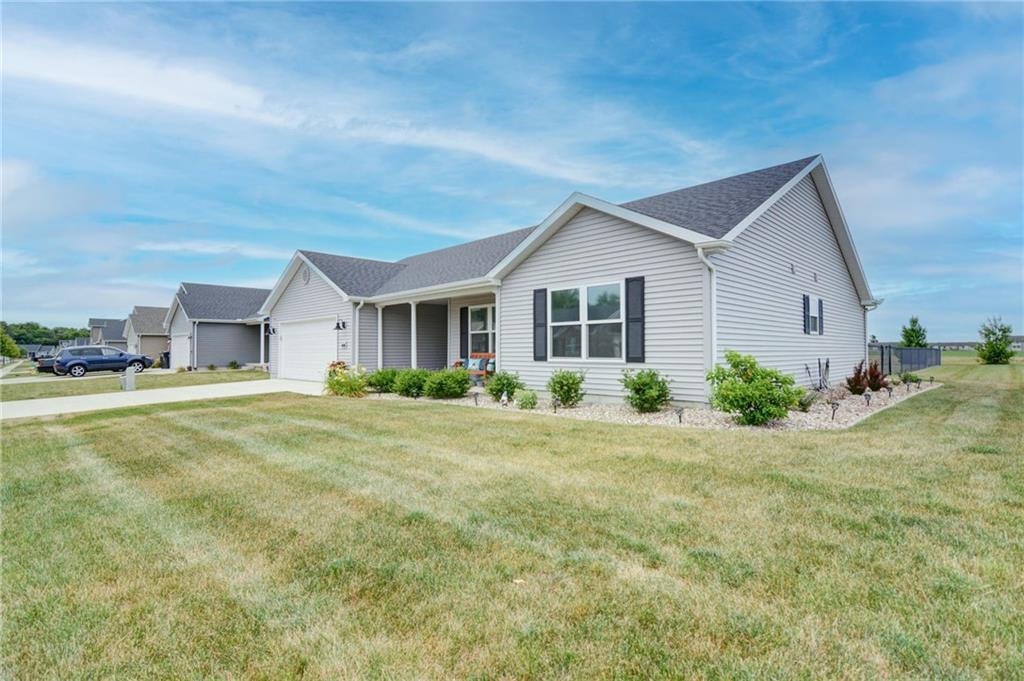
(170, 334), (190, 369)
(278, 318), (336, 382)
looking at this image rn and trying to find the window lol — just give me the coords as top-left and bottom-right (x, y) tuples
(101, 347), (122, 357)
(549, 282), (623, 360)
(468, 305), (495, 353)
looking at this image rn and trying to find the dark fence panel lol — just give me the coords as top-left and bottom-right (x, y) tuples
(872, 345), (941, 374)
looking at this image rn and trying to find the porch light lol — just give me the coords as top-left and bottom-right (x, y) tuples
(334, 320), (346, 331)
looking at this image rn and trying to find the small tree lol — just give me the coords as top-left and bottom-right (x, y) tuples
(869, 334), (879, 344)
(0, 330), (21, 359)
(900, 316), (928, 347)
(976, 317), (1015, 365)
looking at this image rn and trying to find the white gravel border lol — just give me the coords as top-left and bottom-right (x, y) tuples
(359, 381), (943, 431)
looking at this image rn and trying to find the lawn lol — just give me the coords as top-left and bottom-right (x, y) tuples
(1, 360), (42, 378)
(2, 361), (1021, 679)
(0, 369), (268, 401)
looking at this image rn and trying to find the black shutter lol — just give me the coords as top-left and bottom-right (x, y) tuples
(818, 298), (824, 336)
(459, 307), (469, 358)
(625, 277), (645, 363)
(802, 294), (810, 334)
(533, 289), (547, 361)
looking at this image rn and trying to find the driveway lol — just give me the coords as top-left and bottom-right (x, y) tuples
(0, 379), (322, 421)
(0, 368), (177, 385)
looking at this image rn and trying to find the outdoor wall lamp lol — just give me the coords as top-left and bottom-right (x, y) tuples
(333, 320), (347, 331)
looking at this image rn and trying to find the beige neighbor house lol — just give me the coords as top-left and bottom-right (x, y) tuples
(124, 306), (170, 358)
(259, 156), (880, 403)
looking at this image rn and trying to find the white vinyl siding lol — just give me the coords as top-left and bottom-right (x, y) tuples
(267, 263), (351, 378)
(715, 174), (866, 386)
(500, 207), (707, 403)
(382, 304), (411, 368)
(356, 303), (378, 368)
(195, 323), (261, 367)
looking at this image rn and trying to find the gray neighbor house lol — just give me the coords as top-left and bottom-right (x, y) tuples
(124, 305), (170, 358)
(164, 283), (271, 369)
(88, 318), (128, 350)
(260, 156), (879, 403)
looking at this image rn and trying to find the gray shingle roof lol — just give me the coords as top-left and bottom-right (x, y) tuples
(129, 306), (170, 335)
(296, 157), (815, 298)
(88, 318), (127, 342)
(177, 283), (270, 321)
(621, 156), (818, 239)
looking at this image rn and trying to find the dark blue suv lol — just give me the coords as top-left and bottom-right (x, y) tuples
(54, 346), (154, 378)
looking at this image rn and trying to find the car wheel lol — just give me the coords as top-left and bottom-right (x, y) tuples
(128, 360), (145, 374)
(69, 365), (87, 378)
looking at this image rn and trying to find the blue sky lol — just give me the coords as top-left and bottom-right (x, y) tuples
(2, 2), (1021, 340)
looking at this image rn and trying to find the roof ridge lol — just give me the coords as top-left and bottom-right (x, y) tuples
(396, 225), (537, 264)
(299, 249), (402, 267)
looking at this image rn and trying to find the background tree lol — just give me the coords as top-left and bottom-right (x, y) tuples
(900, 316), (928, 347)
(976, 317), (1015, 365)
(0, 330), (22, 359)
(0, 321), (89, 345)
(869, 334), (879, 344)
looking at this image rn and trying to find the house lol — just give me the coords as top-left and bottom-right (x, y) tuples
(260, 156), (879, 402)
(124, 305), (170, 357)
(164, 283), (271, 369)
(17, 344), (42, 359)
(87, 318), (128, 350)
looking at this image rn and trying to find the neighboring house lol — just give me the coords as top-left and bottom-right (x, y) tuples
(87, 318), (128, 350)
(124, 306), (170, 357)
(17, 344), (42, 359)
(59, 337), (90, 348)
(164, 283), (271, 369)
(260, 156), (879, 402)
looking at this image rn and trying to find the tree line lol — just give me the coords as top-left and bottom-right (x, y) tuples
(1, 321), (90, 346)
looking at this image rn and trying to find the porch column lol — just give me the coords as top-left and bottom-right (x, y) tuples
(259, 320), (266, 366)
(494, 289), (501, 372)
(377, 305), (384, 370)
(410, 301), (418, 368)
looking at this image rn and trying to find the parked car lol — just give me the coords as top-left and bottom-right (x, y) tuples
(35, 352), (60, 373)
(53, 346), (154, 378)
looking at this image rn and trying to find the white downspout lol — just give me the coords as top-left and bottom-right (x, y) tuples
(696, 247), (717, 371)
(353, 301), (365, 368)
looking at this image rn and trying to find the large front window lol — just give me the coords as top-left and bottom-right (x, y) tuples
(549, 282), (623, 359)
(469, 305), (495, 353)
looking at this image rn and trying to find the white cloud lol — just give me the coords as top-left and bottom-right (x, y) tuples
(2, 248), (59, 277)
(134, 240), (291, 260)
(1, 158), (108, 231)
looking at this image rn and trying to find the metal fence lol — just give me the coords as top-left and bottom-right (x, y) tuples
(871, 344), (942, 375)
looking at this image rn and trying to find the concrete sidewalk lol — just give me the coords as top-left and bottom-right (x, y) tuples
(0, 379), (323, 421)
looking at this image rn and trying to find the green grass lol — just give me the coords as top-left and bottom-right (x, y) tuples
(0, 369), (268, 401)
(1, 360), (42, 378)
(2, 362), (1021, 679)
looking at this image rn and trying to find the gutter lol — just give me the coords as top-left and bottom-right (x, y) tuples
(696, 246), (718, 371)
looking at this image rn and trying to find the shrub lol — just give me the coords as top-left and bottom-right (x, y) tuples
(486, 370), (525, 402)
(367, 367), (399, 393)
(326, 364), (368, 397)
(547, 369), (586, 407)
(866, 360), (889, 391)
(620, 369), (671, 413)
(424, 368), (472, 399)
(394, 368), (431, 398)
(795, 389), (818, 412)
(899, 371), (921, 384)
(516, 390), (538, 410)
(176, 366), (187, 373)
(900, 316), (928, 347)
(976, 316), (1015, 365)
(845, 361), (868, 395)
(706, 350), (802, 426)
(152, 356), (162, 369)
(207, 364), (217, 371)
(228, 360), (240, 370)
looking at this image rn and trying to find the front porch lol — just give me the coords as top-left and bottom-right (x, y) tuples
(365, 291), (497, 371)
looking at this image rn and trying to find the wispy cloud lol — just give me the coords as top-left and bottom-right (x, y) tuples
(135, 240), (291, 260)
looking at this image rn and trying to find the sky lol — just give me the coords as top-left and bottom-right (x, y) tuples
(2, 2), (1022, 341)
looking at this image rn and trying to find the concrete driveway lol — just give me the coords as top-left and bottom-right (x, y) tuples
(0, 379), (323, 421)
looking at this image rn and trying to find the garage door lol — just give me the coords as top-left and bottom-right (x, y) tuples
(170, 334), (190, 369)
(278, 318), (336, 382)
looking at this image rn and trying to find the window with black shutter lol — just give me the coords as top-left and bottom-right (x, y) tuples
(625, 277), (645, 363)
(532, 289), (547, 361)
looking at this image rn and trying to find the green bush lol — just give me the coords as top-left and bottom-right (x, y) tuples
(367, 367), (399, 393)
(325, 364), (368, 397)
(976, 316), (1015, 365)
(486, 370), (525, 402)
(207, 364), (217, 371)
(424, 368), (472, 399)
(394, 368), (431, 398)
(795, 389), (818, 412)
(176, 366), (187, 373)
(899, 371), (921, 384)
(706, 350), (802, 426)
(228, 360), (241, 370)
(516, 390), (538, 410)
(620, 369), (671, 413)
(547, 369), (586, 407)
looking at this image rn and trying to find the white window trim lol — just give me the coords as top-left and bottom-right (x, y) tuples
(547, 280), (625, 363)
(468, 304), (495, 354)
(808, 295), (822, 334)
